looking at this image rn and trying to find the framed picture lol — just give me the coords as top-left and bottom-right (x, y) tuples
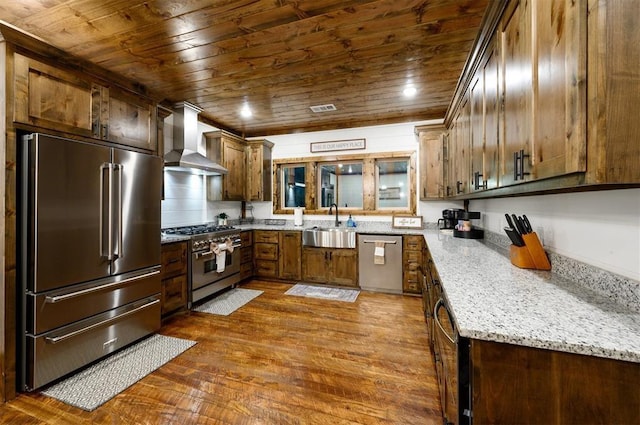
(379, 187), (401, 200)
(392, 215), (423, 229)
(310, 138), (366, 153)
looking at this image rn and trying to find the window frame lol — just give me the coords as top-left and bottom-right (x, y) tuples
(273, 151), (416, 216)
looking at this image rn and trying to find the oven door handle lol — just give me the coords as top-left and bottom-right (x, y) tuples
(44, 270), (160, 304)
(44, 298), (159, 344)
(195, 250), (215, 259)
(194, 243), (242, 259)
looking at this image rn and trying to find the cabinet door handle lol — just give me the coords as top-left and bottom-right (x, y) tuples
(434, 298), (456, 344)
(514, 149), (530, 180)
(456, 181), (462, 194)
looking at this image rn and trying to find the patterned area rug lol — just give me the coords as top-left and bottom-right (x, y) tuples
(42, 334), (196, 411)
(193, 288), (263, 315)
(286, 284), (360, 302)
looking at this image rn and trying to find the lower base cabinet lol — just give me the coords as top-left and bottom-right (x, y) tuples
(470, 340), (639, 424)
(431, 331), (640, 424)
(160, 241), (188, 316)
(301, 247), (358, 287)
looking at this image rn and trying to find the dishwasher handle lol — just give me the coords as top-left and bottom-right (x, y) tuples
(362, 240), (397, 244)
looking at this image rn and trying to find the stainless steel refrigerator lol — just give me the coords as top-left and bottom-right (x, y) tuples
(18, 133), (162, 391)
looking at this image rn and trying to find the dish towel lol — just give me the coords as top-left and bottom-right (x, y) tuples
(374, 241), (385, 265)
(211, 242), (227, 272)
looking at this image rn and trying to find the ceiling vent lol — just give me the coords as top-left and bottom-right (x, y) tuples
(310, 104), (337, 113)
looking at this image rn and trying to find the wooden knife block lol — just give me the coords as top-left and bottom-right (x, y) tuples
(509, 232), (551, 270)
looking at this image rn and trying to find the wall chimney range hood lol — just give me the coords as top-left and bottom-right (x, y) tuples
(164, 101), (228, 175)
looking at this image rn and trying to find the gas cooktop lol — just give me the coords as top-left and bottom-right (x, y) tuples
(162, 224), (236, 236)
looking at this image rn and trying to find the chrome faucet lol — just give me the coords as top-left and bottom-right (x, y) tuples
(328, 203), (340, 227)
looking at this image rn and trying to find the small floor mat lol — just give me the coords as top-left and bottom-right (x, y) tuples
(193, 288), (263, 315)
(286, 284), (360, 302)
(42, 334), (196, 411)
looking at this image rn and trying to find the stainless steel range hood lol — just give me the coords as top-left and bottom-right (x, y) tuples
(164, 101), (228, 175)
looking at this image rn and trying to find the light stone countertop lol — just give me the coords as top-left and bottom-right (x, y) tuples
(423, 229), (640, 363)
(161, 220), (640, 362)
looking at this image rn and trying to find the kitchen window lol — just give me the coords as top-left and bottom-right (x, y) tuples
(273, 151), (416, 215)
(376, 159), (409, 209)
(318, 162), (363, 209)
(282, 164), (306, 208)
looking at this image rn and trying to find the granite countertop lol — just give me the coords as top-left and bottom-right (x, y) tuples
(160, 220), (640, 363)
(423, 229), (640, 364)
(161, 234), (191, 244)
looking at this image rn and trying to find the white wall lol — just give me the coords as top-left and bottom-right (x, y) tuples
(469, 190), (640, 281)
(162, 116), (640, 281)
(261, 120), (440, 223)
(161, 114), (242, 227)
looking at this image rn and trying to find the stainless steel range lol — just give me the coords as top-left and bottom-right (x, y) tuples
(163, 224), (242, 303)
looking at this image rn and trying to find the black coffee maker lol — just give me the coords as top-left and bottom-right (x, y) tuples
(438, 208), (464, 230)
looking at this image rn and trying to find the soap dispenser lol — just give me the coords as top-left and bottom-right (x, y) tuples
(347, 214), (356, 228)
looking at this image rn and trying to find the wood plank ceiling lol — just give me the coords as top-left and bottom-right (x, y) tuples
(0, 0), (489, 137)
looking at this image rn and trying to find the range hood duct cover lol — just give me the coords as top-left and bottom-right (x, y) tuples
(164, 101), (228, 175)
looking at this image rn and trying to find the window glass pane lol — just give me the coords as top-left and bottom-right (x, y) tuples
(377, 160), (409, 209)
(283, 165), (306, 208)
(319, 162), (363, 208)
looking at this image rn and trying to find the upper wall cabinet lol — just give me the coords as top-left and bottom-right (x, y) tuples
(205, 130), (247, 201)
(499, 0), (586, 186)
(442, 0), (638, 199)
(14, 53), (96, 138)
(246, 139), (274, 202)
(96, 85), (157, 152)
(13, 53), (157, 152)
(417, 125), (446, 200)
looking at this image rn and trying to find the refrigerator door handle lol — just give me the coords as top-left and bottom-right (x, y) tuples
(44, 269), (160, 303)
(107, 163), (115, 260)
(44, 298), (160, 344)
(100, 163), (112, 260)
(114, 163), (124, 259)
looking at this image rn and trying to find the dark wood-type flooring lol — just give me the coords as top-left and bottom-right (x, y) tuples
(0, 280), (441, 424)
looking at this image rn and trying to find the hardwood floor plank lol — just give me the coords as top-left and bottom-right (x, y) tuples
(0, 280), (442, 424)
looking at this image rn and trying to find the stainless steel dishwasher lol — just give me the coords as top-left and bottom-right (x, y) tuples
(358, 234), (403, 294)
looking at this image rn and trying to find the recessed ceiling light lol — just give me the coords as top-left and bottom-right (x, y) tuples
(240, 104), (252, 118)
(403, 85), (417, 98)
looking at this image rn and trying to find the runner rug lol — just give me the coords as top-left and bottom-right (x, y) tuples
(193, 287), (263, 315)
(286, 283), (360, 302)
(42, 334), (196, 411)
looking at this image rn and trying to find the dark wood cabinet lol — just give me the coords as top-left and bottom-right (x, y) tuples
(246, 139), (274, 201)
(253, 230), (279, 278)
(470, 340), (640, 424)
(402, 235), (424, 294)
(160, 241), (188, 316)
(14, 53), (96, 138)
(278, 231), (301, 281)
(99, 85), (157, 152)
(205, 130), (247, 201)
(239, 231), (253, 280)
(14, 53), (157, 152)
(417, 125), (446, 200)
(301, 247), (358, 287)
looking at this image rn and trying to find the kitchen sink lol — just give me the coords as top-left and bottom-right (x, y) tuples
(302, 227), (356, 249)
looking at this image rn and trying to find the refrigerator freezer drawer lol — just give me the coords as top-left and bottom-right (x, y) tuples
(27, 267), (161, 335)
(24, 296), (161, 391)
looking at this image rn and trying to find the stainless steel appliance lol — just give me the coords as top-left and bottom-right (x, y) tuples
(18, 133), (162, 391)
(357, 234), (403, 294)
(162, 225), (241, 303)
(438, 208), (464, 230)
